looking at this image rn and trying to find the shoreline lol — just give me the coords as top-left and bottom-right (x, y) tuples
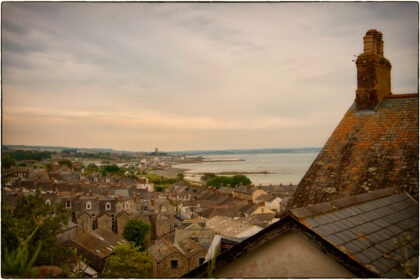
(209, 171), (272, 175)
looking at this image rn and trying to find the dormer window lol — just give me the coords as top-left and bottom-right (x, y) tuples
(45, 199), (51, 205)
(105, 202), (111, 210)
(125, 202), (130, 210)
(86, 201), (92, 210)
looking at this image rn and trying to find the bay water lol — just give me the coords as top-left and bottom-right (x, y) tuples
(173, 152), (319, 185)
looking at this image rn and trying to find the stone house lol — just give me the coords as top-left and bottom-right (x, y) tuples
(205, 215), (262, 239)
(233, 186), (253, 202)
(243, 204), (275, 217)
(116, 211), (131, 236)
(176, 238), (207, 271)
(151, 213), (172, 239)
(77, 212), (94, 235)
(174, 222), (214, 245)
(73, 196), (101, 221)
(148, 239), (189, 277)
(66, 229), (128, 273)
(255, 194), (282, 213)
(97, 213), (113, 232)
(252, 188), (268, 203)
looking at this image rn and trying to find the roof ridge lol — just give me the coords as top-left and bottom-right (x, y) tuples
(291, 188), (396, 219)
(384, 93), (418, 98)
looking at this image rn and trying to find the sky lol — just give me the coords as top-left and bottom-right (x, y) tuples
(2, 2), (418, 152)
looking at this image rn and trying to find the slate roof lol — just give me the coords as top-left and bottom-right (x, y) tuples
(291, 94), (418, 208)
(291, 188), (418, 277)
(69, 229), (127, 259)
(175, 238), (207, 259)
(205, 215), (260, 238)
(199, 206), (242, 219)
(148, 239), (179, 263)
(185, 189), (418, 278)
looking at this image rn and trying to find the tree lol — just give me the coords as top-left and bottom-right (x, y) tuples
(122, 219), (151, 250)
(102, 243), (152, 278)
(206, 174), (252, 189)
(58, 159), (72, 168)
(2, 154), (16, 169)
(201, 173), (216, 182)
(177, 173), (184, 181)
(102, 164), (122, 175)
(85, 163), (99, 174)
(2, 189), (71, 266)
(206, 176), (231, 189)
(230, 174), (251, 187)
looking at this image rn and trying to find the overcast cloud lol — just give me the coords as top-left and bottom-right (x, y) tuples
(2, 2), (418, 151)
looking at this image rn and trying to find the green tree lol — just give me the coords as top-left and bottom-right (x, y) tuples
(102, 164), (121, 175)
(102, 243), (152, 278)
(177, 173), (184, 181)
(230, 174), (251, 187)
(2, 189), (71, 266)
(206, 176), (231, 189)
(122, 219), (151, 250)
(58, 159), (72, 168)
(206, 174), (252, 189)
(85, 163), (99, 173)
(2, 154), (16, 169)
(5, 150), (52, 161)
(44, 163), (52, 171)
(201, 173), (216, 182)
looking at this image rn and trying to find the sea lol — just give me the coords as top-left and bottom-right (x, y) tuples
(173, 152), (319, 186)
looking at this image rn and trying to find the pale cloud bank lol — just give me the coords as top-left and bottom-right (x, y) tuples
(2, 2), (418, 151)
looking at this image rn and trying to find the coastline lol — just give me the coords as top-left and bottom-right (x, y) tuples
(149, 167), (189, 178)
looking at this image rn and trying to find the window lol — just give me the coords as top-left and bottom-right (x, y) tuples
(111, 214), (115, 221)
(45, 199), (51, 205)
(199, 258), (205, 265)
(105, 202), (111, 210)
(86, 201), (92, 210)
(92, 213), (95, 217)
(66, 201), (71, 208)
(171, 260), (178, 269)
(92, 222), (96, 230)
(160, 205), (167, 212)
(143, 205), (148, 212)
(125, 202), (130, 210)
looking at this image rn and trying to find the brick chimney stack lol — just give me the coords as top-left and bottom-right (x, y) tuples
(355, 29), (392, 111)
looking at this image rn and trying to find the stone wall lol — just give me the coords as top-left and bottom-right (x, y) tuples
(156, 252), (189, 277)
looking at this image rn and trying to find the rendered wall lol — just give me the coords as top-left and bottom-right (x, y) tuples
(214, 231), (355, 278)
